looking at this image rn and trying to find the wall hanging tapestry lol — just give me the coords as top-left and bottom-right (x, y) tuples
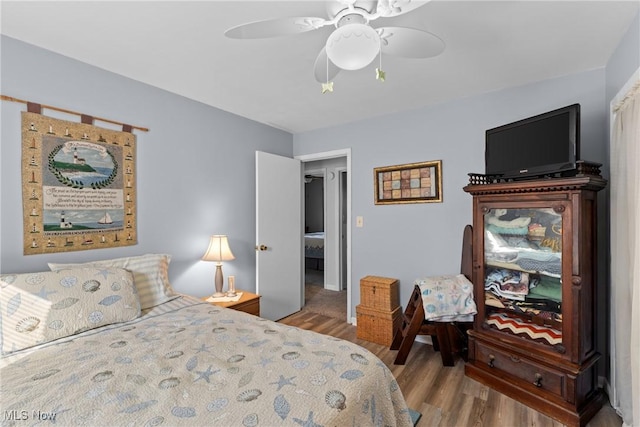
(374, 160), (442, 205)
(22, 111), (137, 255)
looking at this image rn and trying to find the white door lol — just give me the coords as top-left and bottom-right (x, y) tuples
(256, 151), (302, 321)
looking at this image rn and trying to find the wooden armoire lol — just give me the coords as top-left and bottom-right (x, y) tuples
(463, 169), (606, 427)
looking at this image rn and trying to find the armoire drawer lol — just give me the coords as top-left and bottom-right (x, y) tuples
(475, 341), (564, 398)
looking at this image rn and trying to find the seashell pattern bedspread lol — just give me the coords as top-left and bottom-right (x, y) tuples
(0, 296), (412, 426)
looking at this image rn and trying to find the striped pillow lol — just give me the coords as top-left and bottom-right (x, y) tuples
(49, 254), (175, 309)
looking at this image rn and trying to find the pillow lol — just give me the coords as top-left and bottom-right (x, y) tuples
(49, 253), (175, 310)
(0, 268), (140, 354)
(415, 274), (477, 322)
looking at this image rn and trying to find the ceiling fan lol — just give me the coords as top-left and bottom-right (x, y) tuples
(225, 0), (444, 91)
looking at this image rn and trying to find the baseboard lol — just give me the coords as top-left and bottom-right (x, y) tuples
(324, 283), (339, 292)
(600, 376), (613, 406)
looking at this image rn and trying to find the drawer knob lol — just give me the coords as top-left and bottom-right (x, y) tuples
(533, 373), (543, 387)
(488, 354), (495, 368)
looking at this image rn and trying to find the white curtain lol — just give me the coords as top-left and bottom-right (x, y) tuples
(610, 77), (640, 427)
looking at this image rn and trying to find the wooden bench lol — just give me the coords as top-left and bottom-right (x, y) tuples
(390, 225), (474, 366)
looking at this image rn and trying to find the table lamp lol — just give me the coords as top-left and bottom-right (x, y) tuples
(202, 235), (235, 297)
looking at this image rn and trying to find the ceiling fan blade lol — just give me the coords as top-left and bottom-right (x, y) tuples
(377, 27), (444, 58)
(375, 0), (430, 18)
(225, 17), (328, 39)
(313, 48), (342, 83)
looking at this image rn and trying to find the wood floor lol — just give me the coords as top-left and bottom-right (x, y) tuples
(279, 310), (622, 427)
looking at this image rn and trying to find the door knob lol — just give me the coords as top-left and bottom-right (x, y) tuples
(255, 244), (268, 251)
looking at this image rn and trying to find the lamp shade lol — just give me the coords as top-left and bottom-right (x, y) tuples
(202, 235), (235, 262)
(325, 23), (380, 71)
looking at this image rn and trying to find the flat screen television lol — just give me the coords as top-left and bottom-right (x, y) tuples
(485, 104), (580, 180)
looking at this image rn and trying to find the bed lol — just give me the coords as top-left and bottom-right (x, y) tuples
(0, 254), (412, 426)
(304, 231), (325, 269)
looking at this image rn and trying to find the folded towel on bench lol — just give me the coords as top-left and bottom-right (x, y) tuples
(416, 274), (477, 322)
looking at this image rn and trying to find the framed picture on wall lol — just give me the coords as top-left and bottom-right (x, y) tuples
(374, 160), (442, 205)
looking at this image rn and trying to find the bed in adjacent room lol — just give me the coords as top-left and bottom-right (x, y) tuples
(0, 254), (411, 426)
(304, 231), (325, 269)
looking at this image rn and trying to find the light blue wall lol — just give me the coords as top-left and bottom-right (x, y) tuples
(293, 68), (608, 312)
(606, 12), (640, 105)
(0, 36), (293, 296)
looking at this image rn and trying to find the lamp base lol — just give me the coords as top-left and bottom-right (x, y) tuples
(211, 292), (226, 298)
(214, 264), (225, 297)
(226, 291), (237, 297)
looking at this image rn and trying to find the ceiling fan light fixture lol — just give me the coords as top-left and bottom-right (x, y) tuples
(325, 23), (380, 71)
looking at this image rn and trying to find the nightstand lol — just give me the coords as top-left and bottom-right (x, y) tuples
(202, 291), (261, 316)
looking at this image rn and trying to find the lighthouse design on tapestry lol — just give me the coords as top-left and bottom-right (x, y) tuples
(59, 211), (72, 229)
(73, 147), (86, 165)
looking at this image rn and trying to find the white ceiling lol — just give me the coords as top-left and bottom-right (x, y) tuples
(1, 1), (638, 133)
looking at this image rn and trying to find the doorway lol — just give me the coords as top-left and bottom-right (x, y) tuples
(296, 149), (352, 323)
(304, 169), (325, 287)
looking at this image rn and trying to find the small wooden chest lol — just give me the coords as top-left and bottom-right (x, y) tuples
(356, 304), (402, 346)
(360, 276), (399, 311)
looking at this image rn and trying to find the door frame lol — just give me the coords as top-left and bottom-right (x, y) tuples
(296, 149), (352, 323)
(337, 167), (347, 291)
